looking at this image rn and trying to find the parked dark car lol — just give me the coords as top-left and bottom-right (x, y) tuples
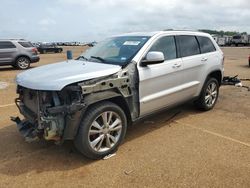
(88, 42), (97, 47)
(38, 44), (63, 54)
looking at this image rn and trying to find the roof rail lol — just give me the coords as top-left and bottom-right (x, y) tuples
(163, 29), (199, 32)
(0, 38), (26, 41)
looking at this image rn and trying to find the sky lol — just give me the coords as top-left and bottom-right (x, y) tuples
(0, 0), (249, 42)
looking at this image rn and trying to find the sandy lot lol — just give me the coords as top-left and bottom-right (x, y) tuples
(0, 47), (249, 188)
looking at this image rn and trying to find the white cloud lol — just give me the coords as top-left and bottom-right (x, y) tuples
(38, 18), (56, 26)
(18, 19), (27, 24)
(0, 0), (249, 41)
(56, 0), (250, 30)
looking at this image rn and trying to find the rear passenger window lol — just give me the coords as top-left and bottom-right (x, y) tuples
(18, 42), (34, 48)
(177, 36), (200, 57)
(0, 41), (16, 49)
(149, 36), (177, 60)
(197, 36), (216, 53)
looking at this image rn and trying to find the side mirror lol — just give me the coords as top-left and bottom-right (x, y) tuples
(141, 51), (165, 66)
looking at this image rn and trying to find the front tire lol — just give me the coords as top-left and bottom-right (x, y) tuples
(74, 101), (127, 159)
(195, 77), (219, 111)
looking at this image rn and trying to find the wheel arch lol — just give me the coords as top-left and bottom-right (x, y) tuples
(207, 70), (222, 86)
(83, 91), (132, 125)
(105, 96), (132, 125)
(63, 90), (132, 140)
(14, 55), (31, 64)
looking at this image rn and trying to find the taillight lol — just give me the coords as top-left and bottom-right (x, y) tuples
(32, 48), (38, 54)
(222, 55), (225, 66)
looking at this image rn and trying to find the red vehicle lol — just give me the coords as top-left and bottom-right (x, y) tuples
(248, 55), (250, 67)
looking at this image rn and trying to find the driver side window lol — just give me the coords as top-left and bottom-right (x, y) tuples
(149, 36), (177, 60)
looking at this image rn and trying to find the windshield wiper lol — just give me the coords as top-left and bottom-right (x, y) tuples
(78, 55), (89, 61)
(90, 56), (106, 62)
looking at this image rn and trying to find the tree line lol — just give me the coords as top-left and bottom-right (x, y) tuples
(198, 29), (247, 36)
(164, 29), (247, 36)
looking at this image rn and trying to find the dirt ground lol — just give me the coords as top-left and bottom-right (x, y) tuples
(0, 47), (249, 188)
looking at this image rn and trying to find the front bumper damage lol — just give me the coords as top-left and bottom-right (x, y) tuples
(11, 116), (38, 142)
(11, 86), (85, 143)
(11, 68), (135, 143)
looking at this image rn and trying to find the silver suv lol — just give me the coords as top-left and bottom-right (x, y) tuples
(12, 31), (224, 159)
(0, 39), (40, 69)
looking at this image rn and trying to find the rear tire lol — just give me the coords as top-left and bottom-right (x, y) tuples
(74, 101), (127, 159)
(15, 56), (30, 70)
(195, 77), (219, 111)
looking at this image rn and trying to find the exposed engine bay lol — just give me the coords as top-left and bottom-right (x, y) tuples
(13, 83), (85, 142)
(12, 64), (139, 143)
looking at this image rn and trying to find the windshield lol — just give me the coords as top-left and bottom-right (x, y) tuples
(78, 36), (150, 66)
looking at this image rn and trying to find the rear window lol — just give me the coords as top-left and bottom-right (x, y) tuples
(197, 36), (216, 53)
(177, 35), (200, 57)
(18, 42), (34, 48)
(0, 41), (16, 49)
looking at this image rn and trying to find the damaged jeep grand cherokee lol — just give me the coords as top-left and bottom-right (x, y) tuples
(12, 31), (224, 159)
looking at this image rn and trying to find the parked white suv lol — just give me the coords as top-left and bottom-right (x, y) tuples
(13, 31), (224, 159)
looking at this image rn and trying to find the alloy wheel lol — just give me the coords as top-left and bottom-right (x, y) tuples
(88, 111), (122, 153)
(205, 82), (218, 107)
(17, 57), (30, 69)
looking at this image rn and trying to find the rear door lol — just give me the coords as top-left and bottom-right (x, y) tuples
(175, 35), (205, 98)
(196, 35), (219, 90)
(0, 41), (17, 64)
(138, 35), (184, 116)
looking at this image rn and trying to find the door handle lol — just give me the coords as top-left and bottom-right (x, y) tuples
(172, 63), (181, 68)
(201, 57), (208, 62)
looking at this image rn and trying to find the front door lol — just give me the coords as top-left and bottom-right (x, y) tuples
(138, 35), (184, 116)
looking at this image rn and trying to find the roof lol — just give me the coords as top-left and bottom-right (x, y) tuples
(113, 30), (211, 37)
(114, 31), (160, 37)
(0, 39), (27, 42)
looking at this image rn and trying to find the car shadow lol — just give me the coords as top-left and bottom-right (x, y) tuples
(239, 64), (250, 68)
(0, 66), (17, 72)
(0, 125), (93, 176)
(0, 102), (201, 176)
(0, 66), (36, 72)
(125, 102), (208, 144)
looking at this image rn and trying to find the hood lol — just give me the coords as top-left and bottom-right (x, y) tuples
(16, 60), (121, 90)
